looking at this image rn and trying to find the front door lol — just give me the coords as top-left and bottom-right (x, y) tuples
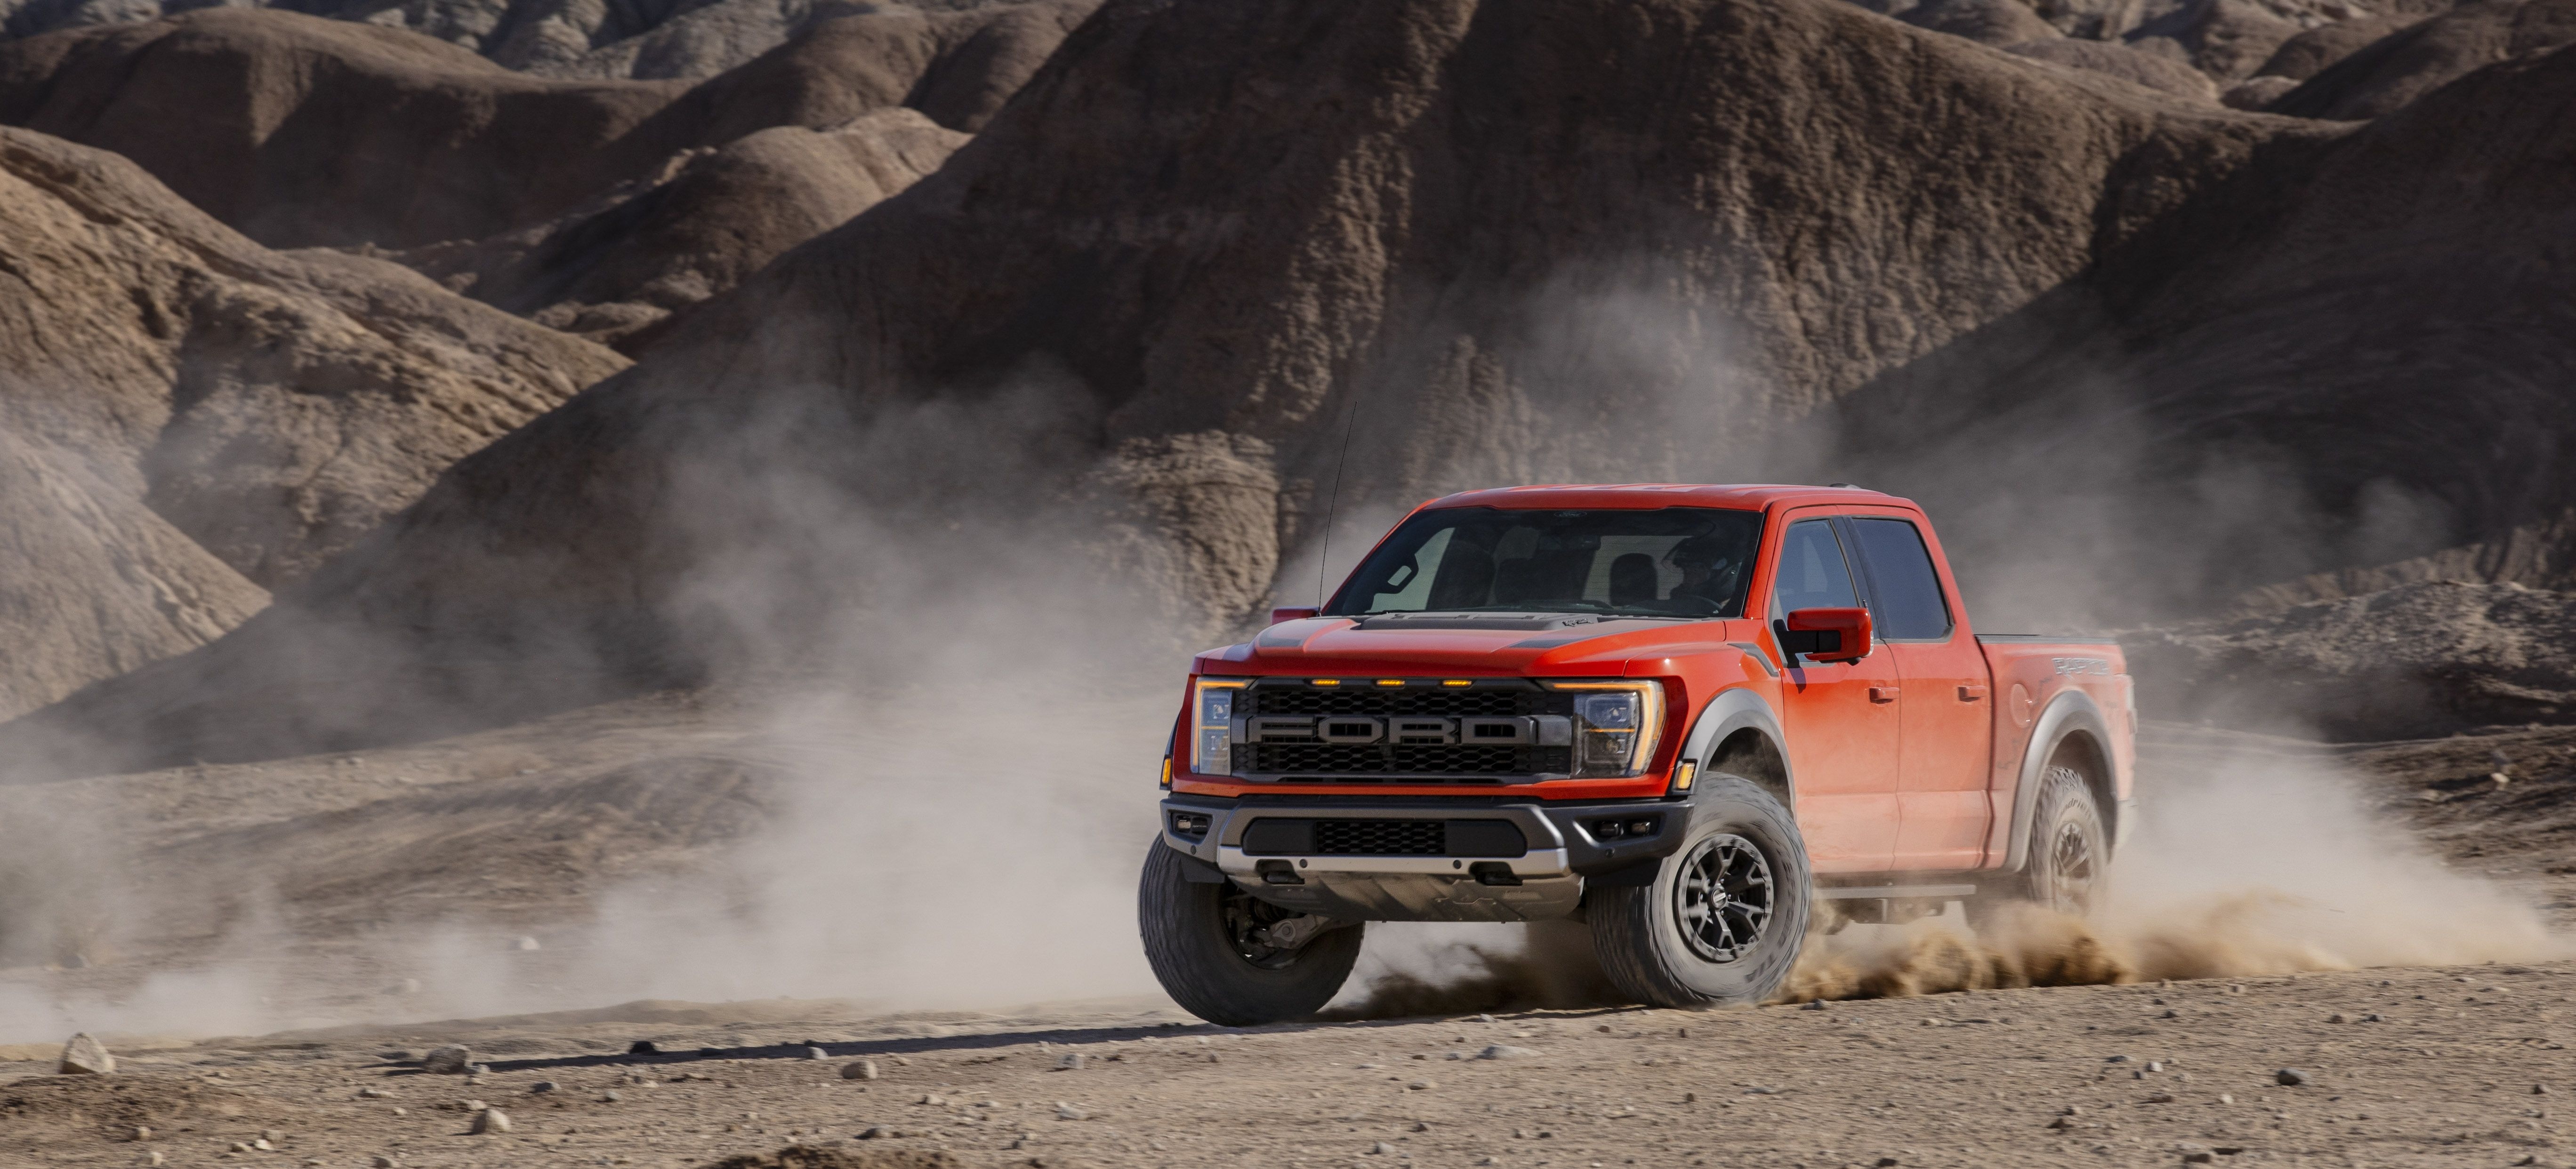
(1843, 514), (1993, 871)
(1767, 516), (1900, 873)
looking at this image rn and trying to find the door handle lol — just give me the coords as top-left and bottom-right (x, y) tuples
(1868, 686), (1900, 704)
(1958, 685), (1988, 702)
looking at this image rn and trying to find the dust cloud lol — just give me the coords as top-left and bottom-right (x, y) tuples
(1320, 738), (2568, 1019)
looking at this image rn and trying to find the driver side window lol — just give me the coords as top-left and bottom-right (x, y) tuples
(1772, 519), (1858, 616)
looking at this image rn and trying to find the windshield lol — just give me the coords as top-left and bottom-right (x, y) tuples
(1325, 506), (1764, 619)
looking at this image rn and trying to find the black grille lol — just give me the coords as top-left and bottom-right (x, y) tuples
(1313, 820), (1445, 855)
(1241, 682), (1564, 719)
(1246, 743), (1573, 777)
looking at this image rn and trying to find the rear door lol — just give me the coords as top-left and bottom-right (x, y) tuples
(1766, 514), (1900, 873)
(1840, 512), (1993, 871)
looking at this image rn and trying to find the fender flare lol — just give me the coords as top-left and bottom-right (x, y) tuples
(1678, 686), (1797, 812)
(1997, 689), (2121, 872)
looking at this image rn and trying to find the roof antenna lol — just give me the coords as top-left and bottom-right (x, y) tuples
(1314, 384), (1368, 607)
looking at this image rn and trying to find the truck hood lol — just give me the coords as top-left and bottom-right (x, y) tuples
(1194, 613), (1757, 677)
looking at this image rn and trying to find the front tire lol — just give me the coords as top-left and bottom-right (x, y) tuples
(1590, 775), (1811, 1009)
(1137, 842), (1363, 1025)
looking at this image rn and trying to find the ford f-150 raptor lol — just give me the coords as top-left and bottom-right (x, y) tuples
(1140, 484), (2135, 1024)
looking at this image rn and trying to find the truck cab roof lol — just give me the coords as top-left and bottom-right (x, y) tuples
(1422, 483), (1908, 512)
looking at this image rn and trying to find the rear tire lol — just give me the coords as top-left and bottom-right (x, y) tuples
(1137, 842), (1363, 1025)
(1589, 775), (1811, 1009)
(1971, 762), (2107, 923)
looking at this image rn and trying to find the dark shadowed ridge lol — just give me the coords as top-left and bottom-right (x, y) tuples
(0, 2), (1098, 249)
(9, 0), (2575, 776)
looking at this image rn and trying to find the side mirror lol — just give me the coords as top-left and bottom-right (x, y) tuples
(1780, 607), (1873, 664)
(1270, 606), (1321, 626)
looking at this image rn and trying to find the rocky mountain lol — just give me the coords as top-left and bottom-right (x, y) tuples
(392, 108), (968, 351)
(2128, 581), (2576, 739)
(0, 0), (1072, 84)
(0, 4), (1081, 342)
(2269, 0), (2576, 118)
(0, 0), (2312, 771)
(6, 0), (2576, 772)
(0, 126), (626, 723)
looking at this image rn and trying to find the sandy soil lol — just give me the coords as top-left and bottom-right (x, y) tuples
(7, 958), (2576, 1169)
(8, 714), (2576, 1168)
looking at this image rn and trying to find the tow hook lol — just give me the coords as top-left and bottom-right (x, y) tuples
(1469, 862), (1522, 887)
(1258, 915), (1351, 950)
(1255, 859), (1304, 885)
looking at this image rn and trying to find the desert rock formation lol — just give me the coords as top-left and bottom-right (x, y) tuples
(0, 0), (2308, 770)
(2269, 0), (2576, 119)
(395, 109), (969, 352)
(0, 125), (625, 722)
(2127, 581), (2576, 739)
(0, 0), (1077, 86)
(0, 3), (1092, 251)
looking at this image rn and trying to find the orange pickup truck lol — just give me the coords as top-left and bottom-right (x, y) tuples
(1140, 484), (2135, 1024)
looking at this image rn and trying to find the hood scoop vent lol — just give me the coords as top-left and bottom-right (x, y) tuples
(1353, 612), (1603, 632)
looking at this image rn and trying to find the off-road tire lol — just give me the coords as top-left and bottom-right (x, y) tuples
(1137, 841), (1363, 1025)
(1589, 775), (1811, 1009)
(1973, 763), (2108, 922)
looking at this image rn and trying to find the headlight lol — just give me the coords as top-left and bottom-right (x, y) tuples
(1545, 680), (1665, 777)
(1188, 677), (1248, 776)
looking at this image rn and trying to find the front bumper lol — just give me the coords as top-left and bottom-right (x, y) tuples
(1156, 794), (1694, 922)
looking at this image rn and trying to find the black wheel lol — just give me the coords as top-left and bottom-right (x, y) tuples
(1589, 775), (1811, 1009)
(1972, 762), (2107, 923)
(1137, 841), (1363, 1025)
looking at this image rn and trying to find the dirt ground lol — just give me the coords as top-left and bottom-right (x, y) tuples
(8, 714), (2576, 1168)
(6, 958), (2576, 1169)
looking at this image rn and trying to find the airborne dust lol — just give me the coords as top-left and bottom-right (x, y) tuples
(0, 273), (2563, 1044)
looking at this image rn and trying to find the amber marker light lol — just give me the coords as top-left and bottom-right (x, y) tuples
(1377, 679), (1404, 687)
(1671, 760), (1697, 793)
(1442, 680), (1473, 687)
(1312, 679), (1342, 686)
(1159, 756), (1173, 789)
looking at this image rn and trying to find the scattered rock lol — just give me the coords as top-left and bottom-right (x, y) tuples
(2537, 1084), (2552, 1095)
(1407, 1080), (1434, 1090)
(58, 1033), (115, 1075)
(357, 1088), (388, 1098)
(421, 1046), (473, 1074)
(805, 1047), (829, 1060)
(469, 1107), (511, 1135)
(1370, 1142), (1396, 1155)
(370, 1159), (397, 1169)
(251, 1138), (274, 1151)
(512, 936), (541, 951)
(600, 1090), (621, 1103)
(1477, 1045), (1542, 1060)
(1055, 1102), (1089, 1120)
(841, 1060), (880, 1081)
(919, 1094), (947, 1106)
(2146, 1092), (2177, 1103)
(2107, 1055), (2133, 1063)
(857, 1125), (890, 1139)
(1410, 1121), (1429, 1132)
(144, 1153), (164, 1166)
(2276, 1068), (2313, 1086)
(2183, 1153), (2215, 1165)
(132, 1125), (151, 1140)
(1056, 1053), (1087, 1071)
(1802, 1000), (1829, 1011)
(2146, 1062), (2165, 1073)
(530, 1081), (557, 1094)
(627, 1041), (661, 1055)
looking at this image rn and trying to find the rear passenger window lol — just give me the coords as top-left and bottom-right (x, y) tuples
(1846, 518), (1952, 640)
(1771, 520), (1858, 615)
